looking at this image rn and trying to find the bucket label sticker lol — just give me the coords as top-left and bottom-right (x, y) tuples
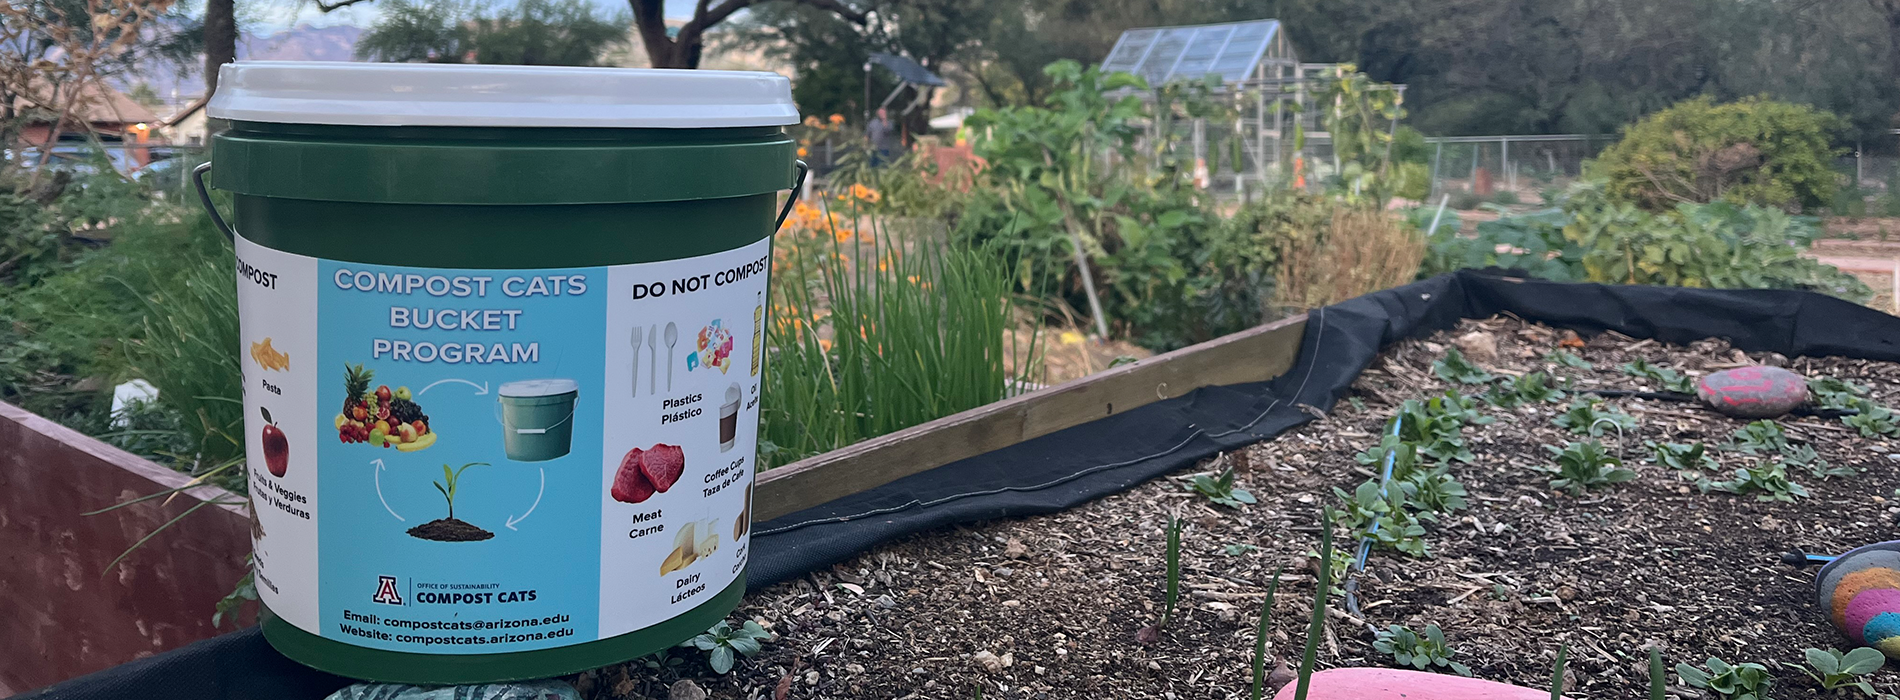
(237, 235), (768, 654)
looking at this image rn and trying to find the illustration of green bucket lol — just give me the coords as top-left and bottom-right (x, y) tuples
(497, 379), (578, 462)
(199, 61), (802, 685)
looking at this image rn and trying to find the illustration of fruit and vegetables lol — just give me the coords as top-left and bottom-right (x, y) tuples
(688, 320), (734, 374)
(611, 443), (684, 504)
(335, 363), (436, 451)
(250, 338), (290, 371)
(659, 519), (719, 576)
(260, 406), (289, 477)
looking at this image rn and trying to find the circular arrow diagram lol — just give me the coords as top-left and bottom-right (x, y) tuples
(372, 458), (404, 522)
(506, 468), (545, 531)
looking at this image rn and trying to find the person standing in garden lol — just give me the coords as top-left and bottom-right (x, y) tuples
(867, 107), (901, 166)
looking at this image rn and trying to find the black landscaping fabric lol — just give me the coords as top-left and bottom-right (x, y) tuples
(22, 269), (1900, 700)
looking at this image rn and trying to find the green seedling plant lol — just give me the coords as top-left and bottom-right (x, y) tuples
(1399, 464), (1469, 514)
(1809, 376), (1871, 412)
(1501, 372), (1566, 406)
(1354, 435), (1419, 478)
(1546, 350), (1593, 369)
(1780, 444), (1856, 480)
(1730, 420), (1790, 453)
(1544, 441), (1635, 495)
(1187, 466), (1257, 508)
(1550, 645), (1567, 700)
(1223, 543), (1261, 556)
(1553, 400), (1638, 436)
(433, 462), (486, 521)
(1433, 390), (1494, 425)
(1305, 545), (1353, 596)
(1293, 509), (1337, 700)
(1676, 656), (1772, 700)
(681, 619), (771, 674)
(1650, 647), (1666, 700)
(1138, 515), (1184, 644)
(1704, 461), (1808, 502)
(1372, 624), (1473, 677)
(1648, 440), (1719, 476)
(1398, 400), (1477, 463)
(1621, 357), (1695, 393)
(1433, 346), (1494, 384)
(1799, 647), (1884, 695)
(1844, 403), (1900, 438)
(1249, 564), (1286, 700)
(1335, 480), (1431, 557)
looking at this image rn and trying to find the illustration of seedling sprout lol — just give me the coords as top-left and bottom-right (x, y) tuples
(408, 462), (494, 542)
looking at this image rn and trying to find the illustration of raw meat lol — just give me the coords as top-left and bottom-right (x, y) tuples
(642, 444), (685, 493)
(611, 447), (656, 504)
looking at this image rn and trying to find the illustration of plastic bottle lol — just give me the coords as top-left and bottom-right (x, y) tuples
(749, 291), (763, 377)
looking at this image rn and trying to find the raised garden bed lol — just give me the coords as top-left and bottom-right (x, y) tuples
(576, 316), (1900, 699)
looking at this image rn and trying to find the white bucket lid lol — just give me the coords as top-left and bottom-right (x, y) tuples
(207, 62), (798, 129)
(498, 378), (580, 398)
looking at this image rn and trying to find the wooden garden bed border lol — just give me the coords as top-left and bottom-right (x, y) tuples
(753, 313), (1309, 521)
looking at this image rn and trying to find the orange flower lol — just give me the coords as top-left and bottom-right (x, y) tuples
(803, 116), (822, 128)
(797, 147), (809, 158)
(828, 114), (844, 125)
(819, 338), (833, 352)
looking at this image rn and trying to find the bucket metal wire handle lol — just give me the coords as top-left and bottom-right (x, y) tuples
(191, 162), (238, 241)
(495, 400), (578, 435)
(775, 160), (809, 233)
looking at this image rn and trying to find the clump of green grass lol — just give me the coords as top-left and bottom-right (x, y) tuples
(759, 217), (1038, 468)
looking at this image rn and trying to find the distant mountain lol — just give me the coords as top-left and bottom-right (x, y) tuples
(131, 24), (363, 107)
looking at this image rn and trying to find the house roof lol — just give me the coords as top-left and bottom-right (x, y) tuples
(14, 80), (159, 127)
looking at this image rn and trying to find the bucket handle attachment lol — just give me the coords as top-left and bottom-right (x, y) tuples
(495, 400), (577, 435)
(191, 162), (237, 241)
(774, 160), (810, 234)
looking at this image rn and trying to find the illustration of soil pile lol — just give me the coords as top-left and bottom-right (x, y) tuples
(408, 462), (494, 542)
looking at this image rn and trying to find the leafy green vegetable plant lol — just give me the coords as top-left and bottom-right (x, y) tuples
(1648, 441), (1719, 475)
(1780, 444), (1855, 480)
(682, 620), (771, 674)
(1485, 372), (1566, 408)
(1552, 400), (1638, 436)
(1809, 376), (1871, 412)
(1433, 347), (1494, 384)
(1187, 466), (1257, 508)
(1372, 624), (1473, 676)
(1703, 462), (1808, 502)
(1397, 400), (1477, 463)
(1798, 647), (1884, 695)
(1546, 350), (1593, 370)
(1544, 441), (1636, 495)
(1730, 420), (1790, 454)
(1621, 357), (1695, 394)
(1399, 464), (1469, 515)
(1676, 656), (1773, 700)
(1845, 404), (1900, 438)
(1334, 480), (1431, 557)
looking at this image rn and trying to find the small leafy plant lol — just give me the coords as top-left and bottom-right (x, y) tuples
(1399, 464), (1470, 514)
(1676, 656), (1772, 700)
(1546, 350), (1593, 370)
(433, 462), (486, 521)
(1372, 624), (1472, 676)
(682, 619), (771, 674)
(1845, 403), (1900, 438)
(1354, 435), (1419, 477)
(1334, 480), (1431, 557)
(1433, 346), (1494, 384)
(1703, 461), (1808, 502)
(1398, 400), (1477, 463)
(1432, 390), (1494, 425)
(1553, 400), (1638, 436)
(1223, 543), (1261, 556)
(1138, 514), (1185, 644)
(1809, 376), (1871, 412)
(1798, 646), (1884, 695)
(1544, 441), (1636, 495)
(1485, 372), (1566, 408)
(1730, 420), (1791, 454)
(1780, 444), (1856, 480)
(1187, 467), (1257, 508)
(1648, 440), (1719, 475)
(1621, 357), (1695, 394)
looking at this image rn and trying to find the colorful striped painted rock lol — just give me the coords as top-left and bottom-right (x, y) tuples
(1816, 541), (1900, 658)
(1696, 366), (1809, 418)
(1272, 668), (1561, 700)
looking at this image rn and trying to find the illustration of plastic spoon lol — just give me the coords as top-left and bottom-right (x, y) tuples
(664, 322), (679, 391)
(647, 324), (658, 396)
(629, 326), (643, 396)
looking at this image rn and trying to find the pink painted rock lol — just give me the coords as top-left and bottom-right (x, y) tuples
(1273, 668), (1563, 700)
(1696, 365), (1809, 418)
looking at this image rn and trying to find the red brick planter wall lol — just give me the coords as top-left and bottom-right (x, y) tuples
(0, 401), (253, 694)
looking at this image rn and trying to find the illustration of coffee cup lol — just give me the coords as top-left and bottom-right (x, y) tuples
(719, 383), (741, 452)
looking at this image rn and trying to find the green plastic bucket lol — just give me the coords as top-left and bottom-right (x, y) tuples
(203, 61), (800, 684)
(497, 380), (578, 462)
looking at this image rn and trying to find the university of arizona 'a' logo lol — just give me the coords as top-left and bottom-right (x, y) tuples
(372, 575), (402, 605)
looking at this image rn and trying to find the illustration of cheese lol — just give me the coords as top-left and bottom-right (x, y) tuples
(659, 520), (721, 576)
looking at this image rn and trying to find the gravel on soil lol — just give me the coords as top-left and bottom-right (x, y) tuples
(575, 316), (1900, 699)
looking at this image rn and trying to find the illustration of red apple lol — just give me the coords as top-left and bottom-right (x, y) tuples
(260, 407), (289, 477)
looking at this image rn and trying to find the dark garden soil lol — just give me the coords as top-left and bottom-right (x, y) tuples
(576, 317), (1900, 699)
(407, 518), (494, 542)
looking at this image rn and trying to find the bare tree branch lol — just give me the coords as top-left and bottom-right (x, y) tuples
(315, 0), (376, 12)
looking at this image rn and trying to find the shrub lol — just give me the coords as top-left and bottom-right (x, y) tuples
(1594, 95), (1840, 211)
(1270, 203), (1424, 312)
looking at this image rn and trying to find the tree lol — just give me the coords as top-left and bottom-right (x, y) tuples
(629, 0), (869, 69)
(356, 0), (629, 67)
(203, 0), (233, 93)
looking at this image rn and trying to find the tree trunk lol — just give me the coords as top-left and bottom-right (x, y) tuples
(204, 0), (237, 94)
(629, 0), (696, 68)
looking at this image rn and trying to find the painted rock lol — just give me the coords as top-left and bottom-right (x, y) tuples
(1272, 668), (1561, 700)
(1696, 366), (1809, 418)
(1816, 541), (1900, 659)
